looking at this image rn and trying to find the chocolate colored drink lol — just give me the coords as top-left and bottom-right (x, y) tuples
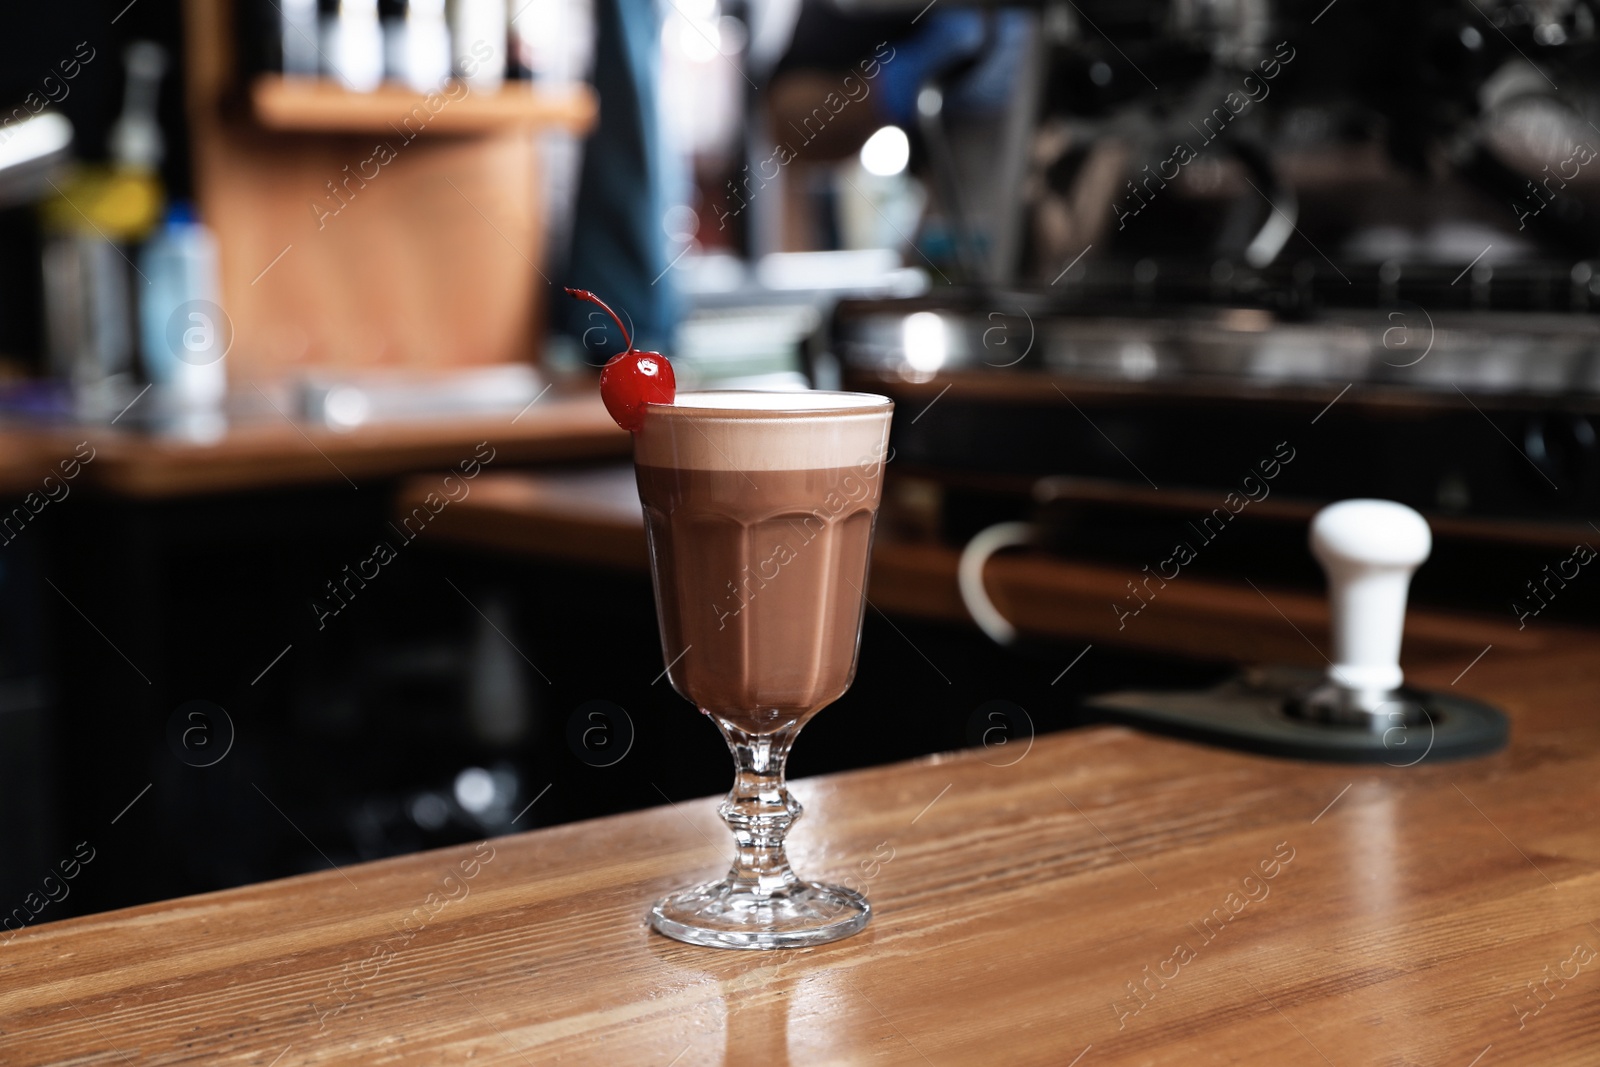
(634, 391), (893, 733)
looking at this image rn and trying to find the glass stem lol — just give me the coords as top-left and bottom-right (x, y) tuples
(716, 720), (803, 898)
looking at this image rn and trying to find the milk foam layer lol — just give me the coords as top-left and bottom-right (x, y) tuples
(634, 391), (893, 472)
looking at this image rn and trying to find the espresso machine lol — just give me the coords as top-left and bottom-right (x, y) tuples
(820, 0), (1600, 759)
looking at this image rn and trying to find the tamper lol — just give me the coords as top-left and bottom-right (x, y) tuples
(960, 498), (1509, 763)
(1083, 498), (1506, 763)
(1288, 500), (1432, 729)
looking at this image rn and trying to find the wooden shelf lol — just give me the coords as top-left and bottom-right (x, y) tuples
(249, 75), (597, 136)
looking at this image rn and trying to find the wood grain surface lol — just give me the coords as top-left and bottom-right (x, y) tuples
(1, 622), (1597, 1064)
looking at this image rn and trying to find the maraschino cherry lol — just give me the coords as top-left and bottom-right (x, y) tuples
(565, 287), (675, 432)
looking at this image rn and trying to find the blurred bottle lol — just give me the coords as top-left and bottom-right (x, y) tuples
(110, 41), (166, 174)
(382, 0), (407, 82)
(138, 204), (227, 412)
(41, 42), (167, 417)
(324, 0), (385, 92)
(510, 0), (595, 85)
(449, 0), (506, 92)
(384, 0), (453, 91)
(279, 0), (321, 77)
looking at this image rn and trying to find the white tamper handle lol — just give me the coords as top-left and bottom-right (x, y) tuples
(1310, 499), (1432, 695)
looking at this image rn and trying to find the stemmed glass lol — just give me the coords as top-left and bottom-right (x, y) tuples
(633, 390), (894, 949)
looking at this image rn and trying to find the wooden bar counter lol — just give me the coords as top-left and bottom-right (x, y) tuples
(394, 467), (1537, 670)
(0, 395), (630, 501)
(3, 613), (1598, 1063)
(84, 396), (631, 499)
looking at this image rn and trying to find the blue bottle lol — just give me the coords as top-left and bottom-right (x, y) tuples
(138, 203), (227, 410)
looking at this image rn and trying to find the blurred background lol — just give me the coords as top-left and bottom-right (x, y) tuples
(2, 0), (1598, 924)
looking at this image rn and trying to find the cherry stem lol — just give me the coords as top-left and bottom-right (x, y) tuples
(564, 288), (632, 353)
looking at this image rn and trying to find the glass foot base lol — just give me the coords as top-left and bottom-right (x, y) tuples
(648, 879), (870, 950)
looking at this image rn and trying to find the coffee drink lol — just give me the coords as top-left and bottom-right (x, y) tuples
(634, 391), (893, 733)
